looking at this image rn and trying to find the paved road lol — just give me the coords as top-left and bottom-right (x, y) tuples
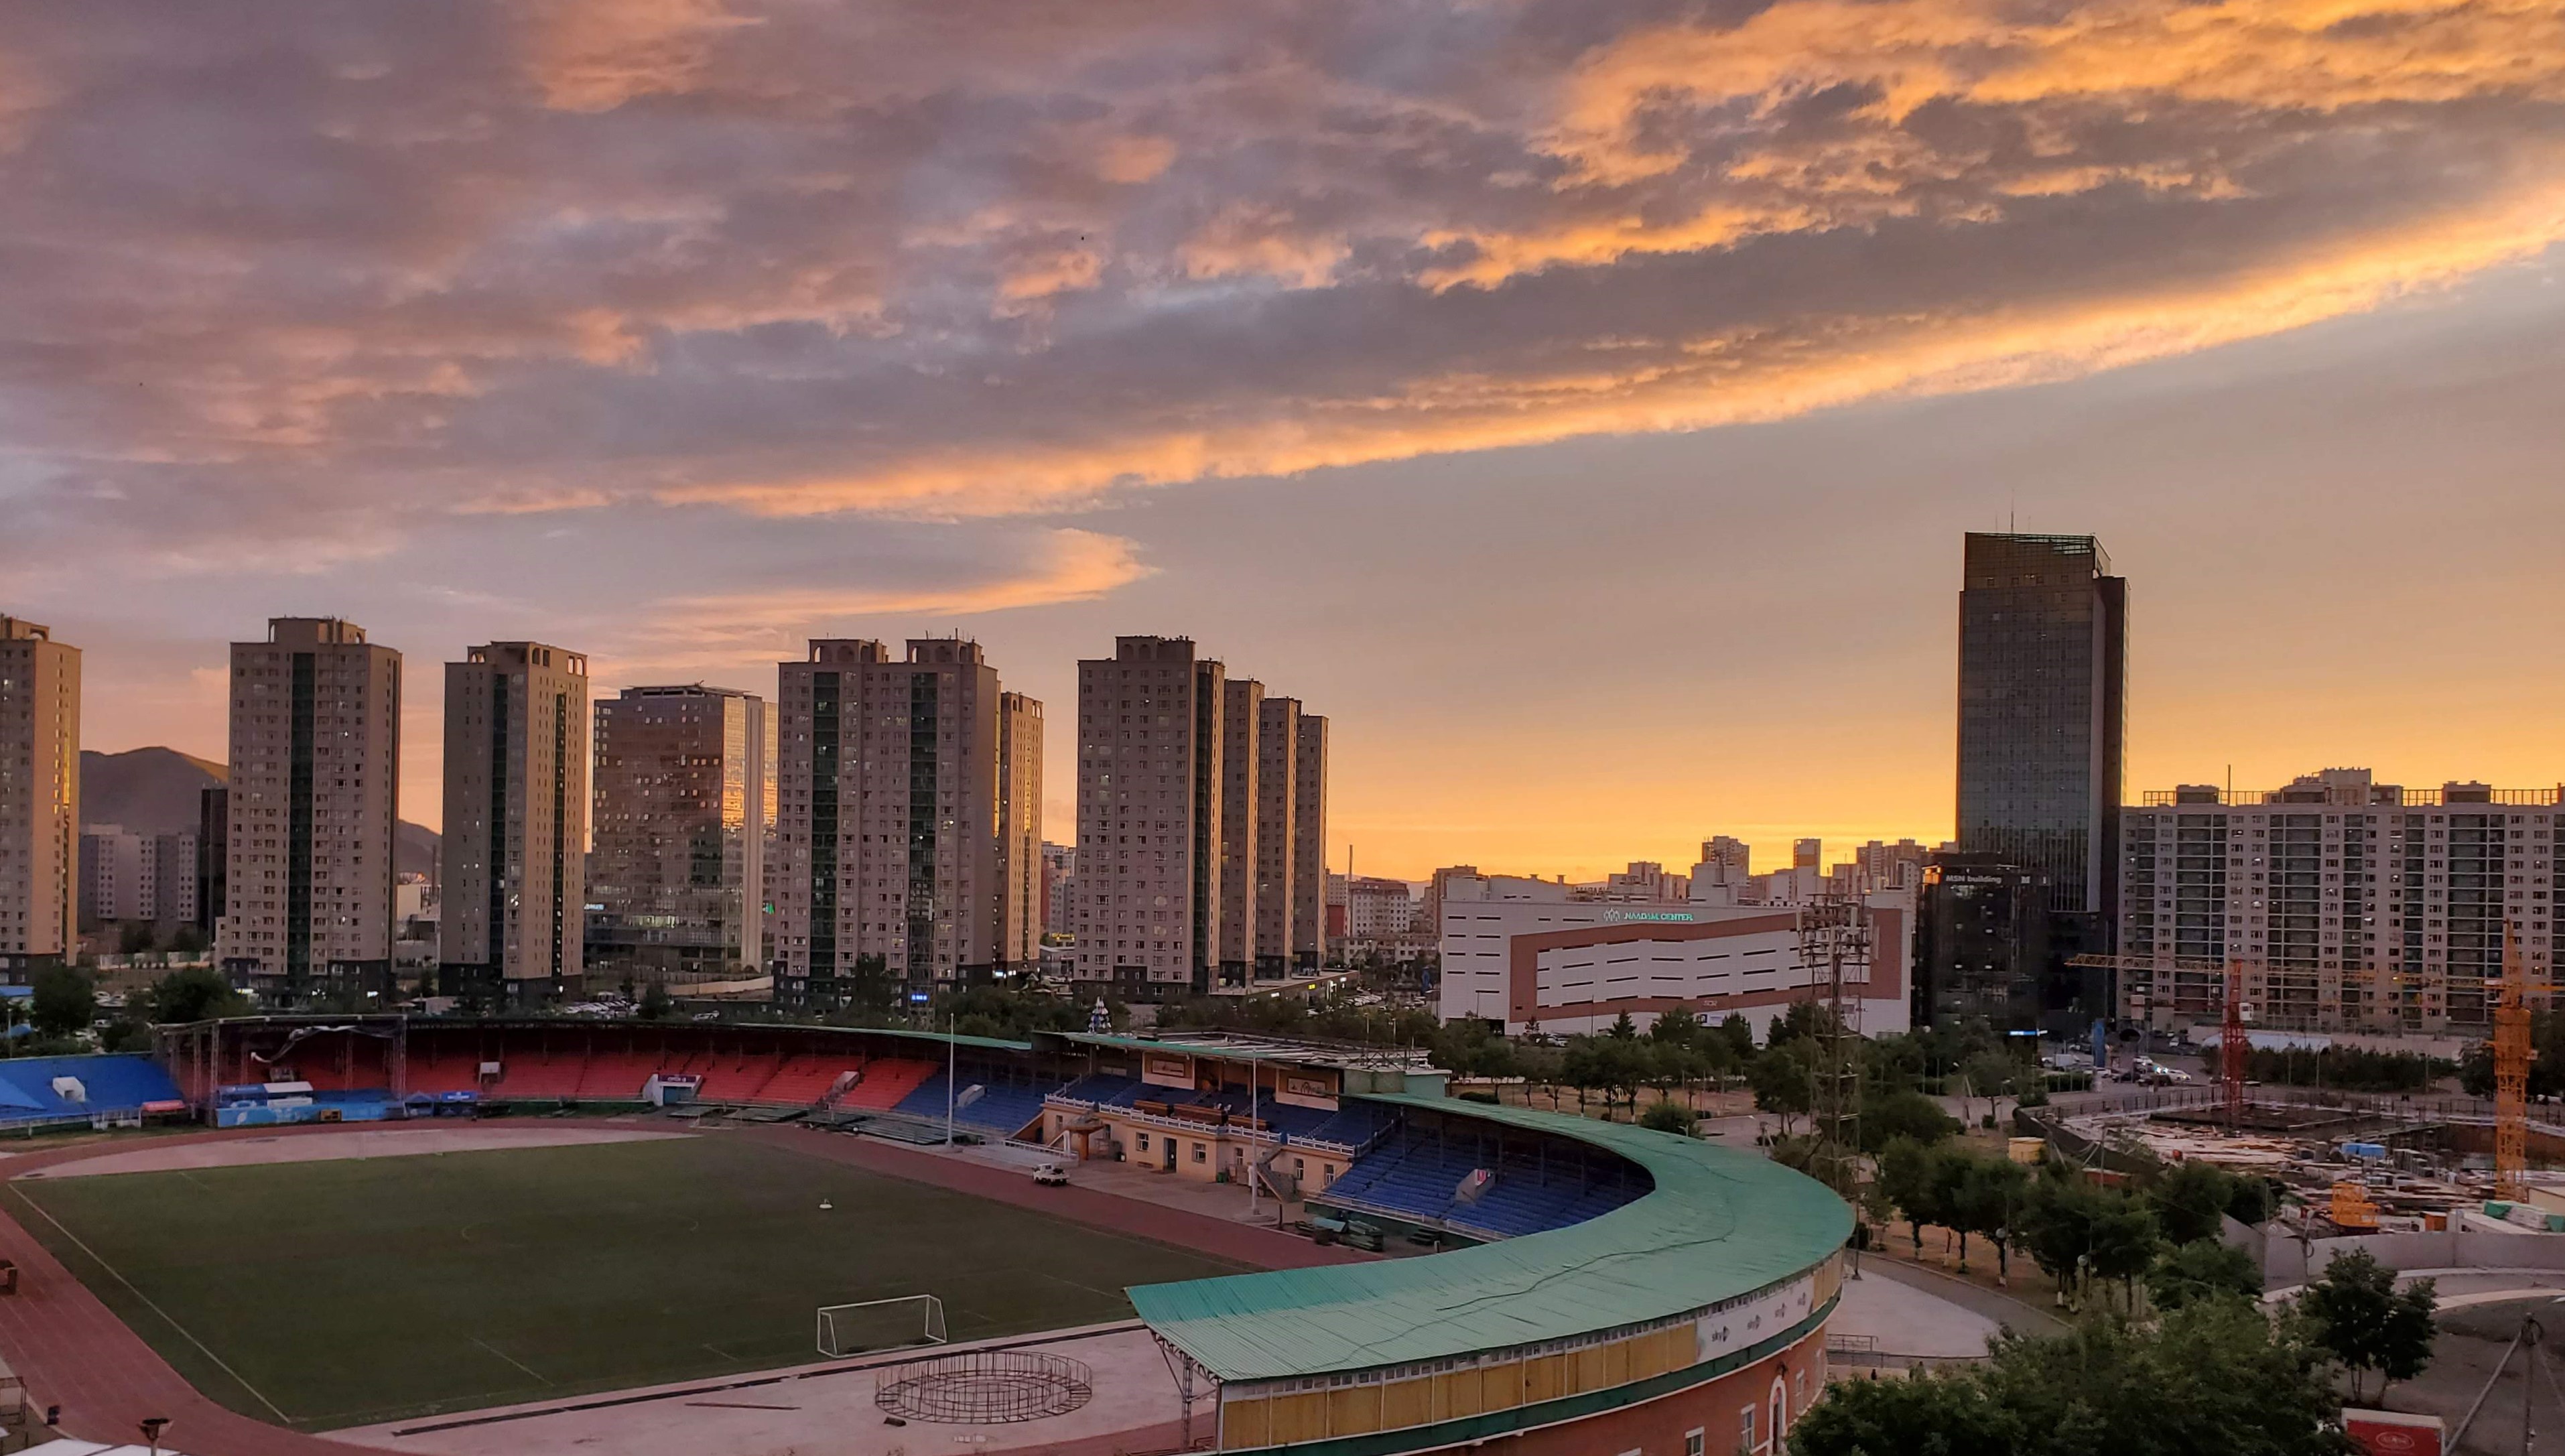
(1856, 1255), (2068, 1339)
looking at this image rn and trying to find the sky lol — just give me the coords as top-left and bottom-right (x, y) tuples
(3, 0), (2562, 882)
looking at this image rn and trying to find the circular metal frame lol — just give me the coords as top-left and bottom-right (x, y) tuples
(874, 1348), (1096, 1425)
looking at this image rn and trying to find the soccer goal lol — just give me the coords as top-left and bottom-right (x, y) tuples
(816, 1294), (948, 1358)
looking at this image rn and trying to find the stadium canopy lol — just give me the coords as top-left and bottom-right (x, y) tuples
(1126, 1093), (1851, 1382)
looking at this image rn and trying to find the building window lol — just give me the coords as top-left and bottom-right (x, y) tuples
(1685, 1431), (1705, 1456)
(1192, 1142), (1207, 1163)
(1739, 1407), (1757, 1451)
(1135, 1133), (1148, 1152)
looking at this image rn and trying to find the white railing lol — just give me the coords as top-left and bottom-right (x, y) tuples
(1041, 1094), (1384, 1155)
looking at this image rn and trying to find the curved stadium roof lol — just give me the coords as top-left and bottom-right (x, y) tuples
(1127, 1092), (1851, 1383)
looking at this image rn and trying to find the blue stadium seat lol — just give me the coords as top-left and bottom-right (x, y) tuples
(895, 1070), (1061, 1137)
(0, 1055), (184, 1121)
(1317, 1122), (1651, 1238)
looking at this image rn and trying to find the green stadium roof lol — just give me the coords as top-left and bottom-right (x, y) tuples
(1058, 1032), (1307, 1060)
(1126, 1094), (1851, 1383)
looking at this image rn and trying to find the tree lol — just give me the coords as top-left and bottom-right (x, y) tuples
(1930, 1145), (1983, 1269)
(1788, 1364), (2012, 1456)
(2299, 1249), (2438, 1403)
(2148, 1160), (2248, 1246)
(1961, 1155), (2032, 1283)
(1796, 1294), (2349, 1456)
(1861, 1087), (1962, 1152)
(145, 965), (241, 1024)
(2087, 1197), (2163, 1311)
(1716, 1012), (1756, 1062)
(2016, 1172), (2103, 1306)
(1649, 1002), (1702, 1048)
(1750, 1037), (1816, 1136)
(1961, 1050), (2020, 1127)
(637, 979), (675, 1021)
(1878, 1136), (1941, 1257)
(2147, 1239), (2262, 1310)
(31, 964), (94, 1038)
(1981, 1299), (2349, 1456)
(118, 921), (158, 955)
(1605, 1008), (1638, 1041)
(1638, 1098), (1698, 1135)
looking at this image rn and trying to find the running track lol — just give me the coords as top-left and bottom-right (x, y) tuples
(0, 1118), (1364, 1455)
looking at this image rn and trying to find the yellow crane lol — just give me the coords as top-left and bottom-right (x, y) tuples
(2496, 928), (2535, 1202)
(2081, 935), (2543, 1197)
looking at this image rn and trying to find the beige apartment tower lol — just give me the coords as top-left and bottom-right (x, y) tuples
(1291, 712), (1329, 970)
(1073, 636), (1226, 994)
(220, 618), (402, 1000)
(0, 616), (78, 978)
(1217, 678), (1264, 982)
(1254, 695), (1301, 978)
(998, 691), (1044, 971)
(771, 638), (1010, 1008)
(2119, 769), (2562, 1034)
(440, 642), (589, 1005)
(589, 685), (767, 986)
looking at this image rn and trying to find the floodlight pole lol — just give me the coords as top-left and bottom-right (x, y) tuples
(947, 1006), (958, 1146)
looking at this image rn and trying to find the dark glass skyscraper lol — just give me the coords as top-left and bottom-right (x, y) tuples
(1955, 533), (2127, 929)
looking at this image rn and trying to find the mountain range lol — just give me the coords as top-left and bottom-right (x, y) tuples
(80, 746), (440, 876)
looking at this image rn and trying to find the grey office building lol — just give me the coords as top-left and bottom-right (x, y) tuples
(1955, 533), (2127, 929)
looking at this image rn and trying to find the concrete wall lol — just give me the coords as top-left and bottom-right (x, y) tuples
(2263, 1226), (2565, 1290)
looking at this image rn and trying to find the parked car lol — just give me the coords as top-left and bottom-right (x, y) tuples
(1031, 1161), (1069, 1186)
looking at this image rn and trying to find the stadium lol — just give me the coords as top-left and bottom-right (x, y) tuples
(0, 1017), (1849, 1456)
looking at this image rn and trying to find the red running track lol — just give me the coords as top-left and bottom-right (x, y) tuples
(0, 1119), (1362, 1455)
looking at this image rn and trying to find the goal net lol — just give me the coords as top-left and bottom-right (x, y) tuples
(817, 1295), (947, 1358)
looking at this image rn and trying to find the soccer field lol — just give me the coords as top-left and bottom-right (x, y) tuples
(8, 1134), (1248, 1431)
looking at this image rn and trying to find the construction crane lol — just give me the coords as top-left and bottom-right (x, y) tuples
(2496, 927), (2535, 1202)
(2065, 951), (2255, 1130)
(2083, 938), (2546, 1193)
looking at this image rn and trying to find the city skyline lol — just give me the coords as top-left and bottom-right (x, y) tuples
(7, 1), (2562, 883)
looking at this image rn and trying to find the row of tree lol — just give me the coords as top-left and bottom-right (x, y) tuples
(1794, 1249), (2436, 1456)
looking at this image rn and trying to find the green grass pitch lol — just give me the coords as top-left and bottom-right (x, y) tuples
(9, 1135), (1249, 1431)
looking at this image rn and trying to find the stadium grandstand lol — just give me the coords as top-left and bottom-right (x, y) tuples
(6, 1014), (1850, 1456)
(0, 1053), (186, 1132)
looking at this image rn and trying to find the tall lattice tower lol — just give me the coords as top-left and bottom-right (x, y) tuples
(1798, 899), (1869, 1199)
(2495, 927), (2534, 1202)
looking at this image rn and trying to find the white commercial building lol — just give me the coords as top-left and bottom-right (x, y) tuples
(2119, 768), (2562, 1033)
(220, 617), (402, 1000)
(1437, 873), (1912, 1039)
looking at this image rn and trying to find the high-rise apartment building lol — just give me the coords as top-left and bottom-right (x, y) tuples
(1216, 679), (1264, 982)
(220, 617), (401, 1000)
(1696, 836), (1752, 888)
(1854, 839), (1930, 893)
(440, 641), (588, 1004)
(998, 691), (1044, 971)
(1956, 533), (2127, 927)
(196, 785), (228, 938)
(1073, 637), (1226, 993)
(1041, 842), (1075, 937)
(2119, 769), (2562, 1033)
(1292, 712), (1329, 970)
(79, 827), (196, 927)
(588, 685), (767, 984)
(1254, 696), (1301, 978)
(772, 638), (1010, 1007)
(0, 616), (78, 979)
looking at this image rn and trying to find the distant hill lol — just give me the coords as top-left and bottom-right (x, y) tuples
(78, 747), (224, 836)
(81, 746), (441, 876)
